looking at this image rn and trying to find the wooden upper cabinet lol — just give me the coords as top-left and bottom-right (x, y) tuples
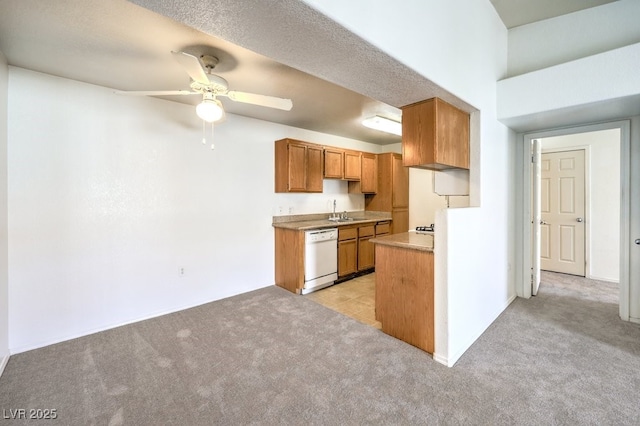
(343, 150), (361, 181)
(324, 148), (361, 181)
(323, 147), (344, 179)
(401, 97), (470, 170)
(306, 145), (324, 192)
(348, 152), (377, 194)
(275, 138), (324, 193)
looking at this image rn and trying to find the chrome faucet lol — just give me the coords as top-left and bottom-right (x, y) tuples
(328, 200), (340, 221)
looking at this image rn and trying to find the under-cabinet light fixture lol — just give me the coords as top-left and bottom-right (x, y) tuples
(362, 115), (402, 136)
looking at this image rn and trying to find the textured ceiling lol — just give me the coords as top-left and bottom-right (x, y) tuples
(130, 0), (475, 111)
(0, 0), (412, 145)
(0, 0), (615, 144)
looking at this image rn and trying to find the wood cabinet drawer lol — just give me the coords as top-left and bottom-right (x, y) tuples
(376, 222), (390, 235)
(338, 227), (358, 241)
(358, 225), (374, 238)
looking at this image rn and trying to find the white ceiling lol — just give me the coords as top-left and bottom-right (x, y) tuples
(490, 0), (617, 28)
(0, 1), (617, 145)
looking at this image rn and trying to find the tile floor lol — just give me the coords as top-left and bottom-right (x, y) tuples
(305, 272), (381, 329)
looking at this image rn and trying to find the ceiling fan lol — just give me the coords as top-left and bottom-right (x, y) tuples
(115, 51), (293, 122)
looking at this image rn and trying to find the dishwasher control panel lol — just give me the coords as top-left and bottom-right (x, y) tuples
(306, 228), (338, 243)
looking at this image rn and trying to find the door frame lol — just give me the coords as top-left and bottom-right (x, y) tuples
(515, 120), (631, 320)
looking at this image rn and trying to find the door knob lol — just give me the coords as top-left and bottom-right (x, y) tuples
(635, 239), (640, 245)
(576, 217), (584, 223)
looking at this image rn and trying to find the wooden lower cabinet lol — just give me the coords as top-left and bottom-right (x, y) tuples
(274, 228), (305, 293)
(337, 222), (388, 278)
(375, 244), (434, 354)
(357, 225), (375, 271)
(358, 238), (374, 270)
(338, 239), (357, 277)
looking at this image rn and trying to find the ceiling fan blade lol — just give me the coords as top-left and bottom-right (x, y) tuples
(226, 91), (293, 111)
(171, 51), (209, 85)
(114, 89), (198, 96)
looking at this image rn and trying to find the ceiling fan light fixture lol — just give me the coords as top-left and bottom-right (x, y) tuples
(196, 95), (225, 123)
(362, 115), (402, 136)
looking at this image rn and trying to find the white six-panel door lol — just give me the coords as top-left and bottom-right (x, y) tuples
(540, 150), (586, 276)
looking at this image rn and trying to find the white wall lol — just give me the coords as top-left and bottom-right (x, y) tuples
(542, 129), (620, 282)
(409, 169), (469, 229)
(7, 67), (381, 353)
(497, 42), (640, 132)
(0, 51), (9, 370)
(302, 0), (516, 366)
(507, 0), (640, 77)
(410, 169), (444, 228)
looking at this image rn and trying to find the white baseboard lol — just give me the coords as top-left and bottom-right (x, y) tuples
(0, 354), (9, 378)
(9, 284), (273, 355)
(586, 275), (619, 284)
(432, 352), (450, 367)
(438, 294), (518, 368)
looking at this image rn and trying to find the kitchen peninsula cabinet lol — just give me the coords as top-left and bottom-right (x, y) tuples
(371, 233), (434, 354)
(275, 138), (323, 193)
(365, 153), (409, 234)
(402, 97), (470, 170)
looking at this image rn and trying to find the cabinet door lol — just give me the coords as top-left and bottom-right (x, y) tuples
(392, 154), (409, 208)
(392, 208), (409, 234)
(360, 153), (378, 193)
(287, 143), (308, 192)
(375, 246), (434, 353)
(338, 239), (357, 277)
(435, 99), (470, 169)
(324, 148), (344, 179)
(344, 151), (361, 181)
(358, 237), (375, 270)
(401, 98), (469, 170)
(306, 145), (324, 192)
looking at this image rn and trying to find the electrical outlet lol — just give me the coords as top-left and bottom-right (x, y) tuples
(288, 206), (294, 214)
(179, 267), (186, 277)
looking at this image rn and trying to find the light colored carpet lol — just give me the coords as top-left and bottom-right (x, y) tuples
(1, 272), (639, 425)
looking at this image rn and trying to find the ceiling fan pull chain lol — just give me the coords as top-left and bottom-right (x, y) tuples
(210, 122), (215, 150)
(201, 119), (207, 145)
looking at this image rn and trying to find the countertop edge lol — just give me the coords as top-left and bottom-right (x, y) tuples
(370, 232), (434, 252)
(272, 216), (392, 231)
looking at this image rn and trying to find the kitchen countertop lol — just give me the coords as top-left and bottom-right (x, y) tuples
(370, 231), (434, 252)
(272, 211), (392, 231)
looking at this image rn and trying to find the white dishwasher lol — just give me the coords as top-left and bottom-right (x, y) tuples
(303, 228), (338, 294)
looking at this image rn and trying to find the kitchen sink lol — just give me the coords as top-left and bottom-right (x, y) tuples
(327, 217), (354, 223)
